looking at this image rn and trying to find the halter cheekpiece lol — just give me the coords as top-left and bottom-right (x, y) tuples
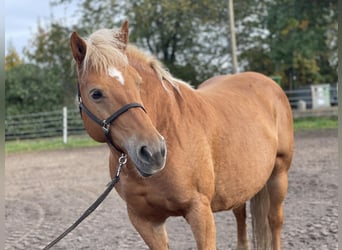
(77, 81), (146, 154)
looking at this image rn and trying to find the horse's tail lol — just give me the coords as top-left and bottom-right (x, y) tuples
(250, 184), (272, 250)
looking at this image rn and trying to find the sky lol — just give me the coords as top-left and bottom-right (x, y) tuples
(5, 0), (78, 55)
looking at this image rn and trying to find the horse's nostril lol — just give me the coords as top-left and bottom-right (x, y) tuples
(161, 144), (166, 158)
(139, 146), (153, 162)
(137, 137), (167, 166)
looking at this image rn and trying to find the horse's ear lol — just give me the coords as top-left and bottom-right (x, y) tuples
(118, 20), (129, 50)
(70, 32), (87, 65)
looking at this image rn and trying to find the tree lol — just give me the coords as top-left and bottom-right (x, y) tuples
(24, 20), (76, 106)
(53, 0), (233, 86)
(126, 0), (232, 85)
(35, 0), (338, 91)
(234, 0), (338, 89)
(5, 45), (23, 71)
(243, 0), (338, 89)
(5, 64), (63, 115)
(52, 0), (124, 33)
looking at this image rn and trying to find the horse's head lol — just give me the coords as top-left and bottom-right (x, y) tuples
(70, 21), (166, 177)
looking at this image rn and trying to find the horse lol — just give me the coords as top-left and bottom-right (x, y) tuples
(70, 21), (293, 250)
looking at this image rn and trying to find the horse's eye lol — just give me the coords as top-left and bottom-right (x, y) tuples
(90, 89), (103, 100)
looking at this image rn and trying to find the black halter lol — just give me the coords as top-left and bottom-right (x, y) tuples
(77, 82), (146, 154)
(41, 83), (144, 250)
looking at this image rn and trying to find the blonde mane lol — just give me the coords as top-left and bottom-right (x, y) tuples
(82, 28), (128, 76)
(82, 28), (188, 91)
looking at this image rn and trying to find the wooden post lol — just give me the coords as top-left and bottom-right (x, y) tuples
(228, 0), (238, 73)
(63, 107), (68, 144)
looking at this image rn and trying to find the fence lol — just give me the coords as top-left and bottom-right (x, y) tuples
(285, 88), (313, 109)
(5, 85), (338, 142)
(284, 84), (338, 109)
(5, 107), (85, 142)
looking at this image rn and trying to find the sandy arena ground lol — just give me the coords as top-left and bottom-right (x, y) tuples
(5, 129), (338, 249)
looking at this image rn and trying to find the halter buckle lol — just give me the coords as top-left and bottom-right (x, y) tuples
(118, 154), (128, 165)
(102, 121), (110, 134)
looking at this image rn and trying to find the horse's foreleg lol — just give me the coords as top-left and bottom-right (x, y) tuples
(127, 207), (169, 250)
(185, 196), (216, 250)
(233, 203), (250, 250)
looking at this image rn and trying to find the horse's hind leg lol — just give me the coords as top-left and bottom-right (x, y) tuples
(127, 207), (169, 250)
(233, 203), (249, 250)
(267, 156), (291, 250)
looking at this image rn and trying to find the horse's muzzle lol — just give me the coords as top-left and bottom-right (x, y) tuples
(128, 136), (167, 177)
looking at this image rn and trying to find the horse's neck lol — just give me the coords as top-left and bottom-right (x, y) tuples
(126, 51), (205, 130)
(141, 74), (183, 125)
(133, 67), (194, 128)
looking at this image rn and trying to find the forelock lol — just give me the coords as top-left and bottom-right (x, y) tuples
(80, 28), (128, 77)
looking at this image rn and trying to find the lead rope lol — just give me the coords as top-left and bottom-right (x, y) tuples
(42, 154), (127, 250)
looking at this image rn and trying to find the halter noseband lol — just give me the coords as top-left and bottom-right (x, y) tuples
(77, 82), (146, 154)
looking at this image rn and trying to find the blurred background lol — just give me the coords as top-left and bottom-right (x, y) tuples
(4, 3), (338, 249)
(5, 0), (338, 142)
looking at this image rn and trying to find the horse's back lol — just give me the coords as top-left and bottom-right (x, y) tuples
(196, 72), (293, 210)
(198, 72), (284, 101)
(197, 72), (291, 128)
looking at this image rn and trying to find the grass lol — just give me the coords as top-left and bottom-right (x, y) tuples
(5, 116), (338, 154)
(5, 135), (101, 154)
(293, 116), (337, 131)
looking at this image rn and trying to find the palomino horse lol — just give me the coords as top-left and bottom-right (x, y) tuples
(70, 21), (293, 250)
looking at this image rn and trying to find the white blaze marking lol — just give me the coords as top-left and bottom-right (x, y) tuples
(108, 67), (125, 85)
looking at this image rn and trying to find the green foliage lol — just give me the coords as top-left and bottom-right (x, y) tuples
(24, 21), (76, 106)
(5, 64), (63, 115)
(240, 48), (275, 76)
(5, 46), (23, 71)
(52, 0), (233, 86)
(254, 0), (338, 89)
(293, 53), (321, 86)
(126, 0), (233, 85)
(5, 135), (100, 153)
(5, 0), (338, 117)
(294, 116), (337, 130)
